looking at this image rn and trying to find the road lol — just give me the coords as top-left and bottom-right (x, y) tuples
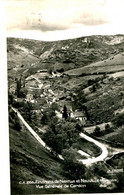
(13, 107), (124, 166)
(12, 107), (108, 165)
(79, 133), (108, 165)
(12, 107), (46, 147)
(12, 107), (109, 164)
(12, 107), (63, 160)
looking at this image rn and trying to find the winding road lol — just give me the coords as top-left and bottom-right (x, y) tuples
(12, 107), (110, 165)
(78, 133), (108, 165)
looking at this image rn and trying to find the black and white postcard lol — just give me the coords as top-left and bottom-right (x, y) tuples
(5, 0), (124, 194)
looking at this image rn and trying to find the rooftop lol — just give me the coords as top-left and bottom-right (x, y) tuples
(74, 111), (86, 117)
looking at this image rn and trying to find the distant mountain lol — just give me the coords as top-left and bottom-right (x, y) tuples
(7, 35), (124, 72)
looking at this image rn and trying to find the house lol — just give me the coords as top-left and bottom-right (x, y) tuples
(66, 105), (73, 117)
(73, 110), (87, 124)
(14, 98), (24, 103)
(9, 85), (16, 94)
(51, 71), (62, 78)
(55, 110), (63, 119)
(38, 83), (43, 89)
(25, 94), (36, 103)
(37, 69), (48, 73)
(31, 110), (41, 114)
(36, 69), (49, 78)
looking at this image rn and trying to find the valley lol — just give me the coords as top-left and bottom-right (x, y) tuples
(8, 35), (124, 194)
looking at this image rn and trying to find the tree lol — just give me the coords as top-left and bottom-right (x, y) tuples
(88, 79), (94, 86)
(19, 88), (27, 98)
(49, 116), (58, 135)
(41, 107), (56, 125)
(16, 77), (21, 97)
(24, 102), (33, 122)
(92, 84), (96, 92)
(42, 120), (80, 154)
(13, 117), (21, 131)
(62, 148), (77, 162)
(62, 148), (86, 179)
(48, 68), (53, 75)
(9, 109), (21, 131)
(105, 123), (112, 133)
(41, 111), (49, 125)
(62, 105), (68, 120)
(42, 128), (57, 152)
(51, 102), (59, 111)
(23, 76), (25, 87)
(56, 133), (68, 153)
(8, 94), (14, 105)
(75, 122), (82, 132)
(90, 162), (108, 178)
(94, 126), (101, 136)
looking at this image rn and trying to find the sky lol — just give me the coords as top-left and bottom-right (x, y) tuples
(5, 0), (124, 41)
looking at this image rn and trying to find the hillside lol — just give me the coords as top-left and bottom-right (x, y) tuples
(9, 113), (81, 194)
(7, 35), (124, 73)
(9, 108), (108, 194)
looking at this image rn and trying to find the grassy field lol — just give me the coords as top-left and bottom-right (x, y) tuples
(65, 53), (124, 76)
(84, 75), (124, 123)
(65, 65), (124, 76)
(61, 75), (104, 89)
(84, 122), (112, 134)
(83, 53), (124, 68)
(102, 127), (124, 147)
(7, 51), (39, 68)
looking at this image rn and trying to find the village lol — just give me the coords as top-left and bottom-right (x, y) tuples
(9, 67), (88, 128)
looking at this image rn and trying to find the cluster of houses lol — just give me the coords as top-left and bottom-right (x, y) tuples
(55, 106), (87, 125)
(25, 86), (87, 125)
(9, 67), (88, 125)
